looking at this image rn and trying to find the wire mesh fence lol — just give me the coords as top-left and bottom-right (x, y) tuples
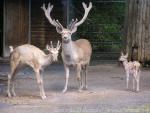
(68, 0), (126, 62)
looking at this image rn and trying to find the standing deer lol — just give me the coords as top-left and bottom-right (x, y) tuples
(41, 2), (92, 93)
(119, 52), (141, 92)
(8, 41), (61, 99)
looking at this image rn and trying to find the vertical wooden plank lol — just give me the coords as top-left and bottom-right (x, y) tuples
(4, 0), (29, 56)
(0, 0), (3, 56)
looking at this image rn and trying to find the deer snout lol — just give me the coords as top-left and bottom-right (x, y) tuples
(63, 37), (68, 39)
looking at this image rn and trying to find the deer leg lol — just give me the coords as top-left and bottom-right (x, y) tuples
(81, 65), (88, 90)
(11, 82), (16, 97)
(7, 66), (18, 97)
(80, 68), (84, 90)
(137, 71), (140, 92)
(84, 65), (88, 90)
(76, 64), (82, 92)
(132, 75), (135, 90)
(40, 69), (46, 98)
(11, 68), (18, 97)
(7, 74), (12, 97)
(126, 72), (129, 90)
(35, 69), (46, 99)
(135, 73), (140, 92)
(62, 65), (69, 93)
(137, 77), (140, 92)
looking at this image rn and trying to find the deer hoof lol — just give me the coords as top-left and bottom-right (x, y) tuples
(78, 90), (82, 93)
(12, 91), (16, 97)
(41, 95), (46, 100)
(78, 89), (83, 93)
(12, 93), (16, 97)
(136, 89), (139, 92)
(7, 91), (12, 98)
(62, 89), (67, 93)
(83, 85), (88, 90)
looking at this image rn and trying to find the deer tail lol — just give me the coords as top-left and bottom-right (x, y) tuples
(9, 46), (14, 53)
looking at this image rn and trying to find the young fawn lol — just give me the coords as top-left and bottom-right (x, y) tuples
(119, 52), (141, 92)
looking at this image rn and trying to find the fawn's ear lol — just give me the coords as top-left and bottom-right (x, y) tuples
(46, 44), (51, 50)
(125, 53), (128, 57)
(121, 51), (124, 56)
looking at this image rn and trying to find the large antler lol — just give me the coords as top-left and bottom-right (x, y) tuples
(68, 2), (92, 31)
(41, 3), (64, 33)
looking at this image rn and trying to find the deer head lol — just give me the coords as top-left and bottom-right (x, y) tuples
(41, 2), (92, 42)
(46, 41), (61, 61)
(119, 52), (128, 62)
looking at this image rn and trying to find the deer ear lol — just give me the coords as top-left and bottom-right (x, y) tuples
(46, 44), (50, 50)
(121, 51), (124, 56)
(125, 53), (128, 57)
(56, 27), (63, 34)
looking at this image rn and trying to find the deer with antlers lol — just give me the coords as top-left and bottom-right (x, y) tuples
(41, 2), (92, 93)
(8, 41), (61, 99)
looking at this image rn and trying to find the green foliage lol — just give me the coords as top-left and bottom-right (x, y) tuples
(71, 1), (125, 53)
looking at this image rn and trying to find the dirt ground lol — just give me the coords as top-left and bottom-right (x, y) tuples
(0, 63), (150, 113)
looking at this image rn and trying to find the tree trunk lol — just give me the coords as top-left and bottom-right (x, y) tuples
(125, 0), (150, 63)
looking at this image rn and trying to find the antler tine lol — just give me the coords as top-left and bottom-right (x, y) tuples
(75, 2), (92, 27)
(41, 3), (46, 11)
(70, 18), (78, 30)
(41, 3), (58, 27)
(41, 3), (53, 16)
(68, 18), (78, 30)
(56, 40), (61, 50)
(56, 20), (64, 29)
(50, 41), (54, 48)
(56, 40), (60, 48)
(68, 19), (74, 29)
(47, 3), (53, 13)
(82, 2), (92, 11)
(52, 19), (60, 28)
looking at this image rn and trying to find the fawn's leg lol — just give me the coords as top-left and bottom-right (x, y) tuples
(126, 72), (129, 89)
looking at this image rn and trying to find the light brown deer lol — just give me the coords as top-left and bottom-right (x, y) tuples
(8, 41), (61, 99)
(41, 2), (92, 93)
(119, 52), (141, 92)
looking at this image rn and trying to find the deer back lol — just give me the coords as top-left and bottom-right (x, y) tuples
(10, 44), (46, 65)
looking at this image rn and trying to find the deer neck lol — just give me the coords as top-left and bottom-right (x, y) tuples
(62, 39), (78, 64)
(62, 39), (76, 55)
(42, 54), (53, 66)
(122, 60), (129, 70)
